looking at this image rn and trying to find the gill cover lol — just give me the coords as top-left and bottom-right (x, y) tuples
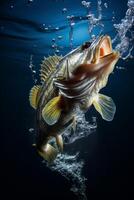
(92, 93), (116, 121)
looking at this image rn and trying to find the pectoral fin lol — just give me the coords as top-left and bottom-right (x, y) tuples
(92, 93), (116, 121)
(38, 144), (58, 163)
(42, 96), (62, 125)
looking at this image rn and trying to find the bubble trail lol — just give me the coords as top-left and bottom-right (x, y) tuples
(46, 153), (87, 200)
(29, 55), (37, 84)
(67, 15), (75, 49)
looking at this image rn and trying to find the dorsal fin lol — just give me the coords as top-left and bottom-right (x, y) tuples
(40, 55), (62, 83)
(29, 85), (41, 109)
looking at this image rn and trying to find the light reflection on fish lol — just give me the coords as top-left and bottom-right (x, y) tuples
(29, 35), (120, 162)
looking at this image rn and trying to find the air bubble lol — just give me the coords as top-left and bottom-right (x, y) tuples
(58, 35), (63, 39)
(44, 27), (49, 31)
(82, 1), (87, 6)
(67, 15), (71, 19)
(28, 0), (33, 3)
(55, 27), (59, 30)
(62, 8), (67, 13)
(51, 44), (56, 48)
(71, 22), (75, 26)
(81, 1), (90, 8)
(91, 34), (96, 38)
(28, 128), (34, 133)
(52, 38), (56, 42)
(116, 66), (125, 70)
(55, 49), (60, 53)
(104, 2), (108, 8)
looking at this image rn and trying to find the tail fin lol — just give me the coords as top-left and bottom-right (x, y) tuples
(38, 144), (58, 163)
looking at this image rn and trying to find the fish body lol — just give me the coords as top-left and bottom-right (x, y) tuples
(29, 35), (120, 162)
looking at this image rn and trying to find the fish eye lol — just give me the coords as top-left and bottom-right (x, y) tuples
(81, 42), (91, 50)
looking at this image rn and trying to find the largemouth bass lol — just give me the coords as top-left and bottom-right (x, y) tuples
(29, 35), (120, 162)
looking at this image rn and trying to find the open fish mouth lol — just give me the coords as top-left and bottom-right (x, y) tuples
(89, 35), (119, 64)
(85, 36), (120, 92)
(85, 35), (120, 75)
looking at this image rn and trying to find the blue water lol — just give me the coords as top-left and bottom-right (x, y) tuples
(0, 0), (133, 199)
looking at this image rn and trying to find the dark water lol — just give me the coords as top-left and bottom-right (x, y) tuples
(0, 0), (133, 199)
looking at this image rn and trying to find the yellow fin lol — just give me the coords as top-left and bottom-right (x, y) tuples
(92, 93), (116, 121)
(38, 144), (58, 163)
(29, 85), (41, 109)
(55, 135), (63, 152)
(40, 55), (62, 83)
(42, 96), (62, 125)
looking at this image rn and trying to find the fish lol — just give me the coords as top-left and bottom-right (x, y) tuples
(29, 35), (120, 163)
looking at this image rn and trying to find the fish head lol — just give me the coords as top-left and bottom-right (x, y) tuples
(54, 35), (120, 100)
(73, 35), (120, 85)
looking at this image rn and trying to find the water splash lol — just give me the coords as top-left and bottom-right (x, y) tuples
(113, 0), (134, 59)
(63, 108), (97, 144)
(82, 0), (104, 38)
(47, 153), (87, 200)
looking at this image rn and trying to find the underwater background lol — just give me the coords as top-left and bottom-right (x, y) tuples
(0, 0), (133, 199)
